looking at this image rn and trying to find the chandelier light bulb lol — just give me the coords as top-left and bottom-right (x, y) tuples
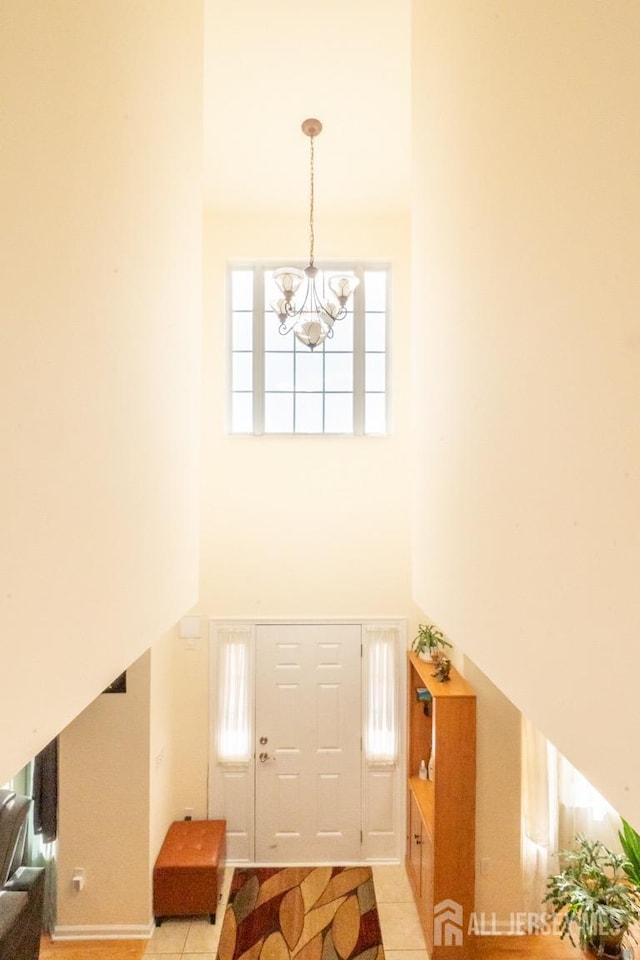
(273, 268), (305, 300)
(328, 274), (360, 305)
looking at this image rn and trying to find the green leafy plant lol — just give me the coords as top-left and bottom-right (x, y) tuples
(543, 834), (640, 957)
(412, 623), (452, 658)
(619, 819), (640, 888)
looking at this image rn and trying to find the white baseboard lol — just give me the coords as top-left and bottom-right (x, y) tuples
(52, 921), (154, 941)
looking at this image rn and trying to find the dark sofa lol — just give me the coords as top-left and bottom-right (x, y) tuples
(0, 789), (44, 960)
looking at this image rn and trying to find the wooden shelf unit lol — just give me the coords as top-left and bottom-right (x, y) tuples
(406, 652), (476, 958)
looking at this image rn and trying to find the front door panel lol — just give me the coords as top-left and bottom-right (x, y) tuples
(255, 623), (362, 862)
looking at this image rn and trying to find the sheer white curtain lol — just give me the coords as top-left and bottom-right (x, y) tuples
(364, 624), (398, 764)
(522, 716), (621, 915)
(217, 625), (252, 764)
(522, 716), (558, 913)
(557, 753), (620, 851)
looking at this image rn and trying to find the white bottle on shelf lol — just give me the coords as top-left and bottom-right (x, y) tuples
(418, 759), (427, 780)
(428, 753), (435, 780)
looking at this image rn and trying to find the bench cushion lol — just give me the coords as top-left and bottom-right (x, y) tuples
(153, 819), (226, 923)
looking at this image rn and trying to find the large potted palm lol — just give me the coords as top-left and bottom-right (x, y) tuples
(544, 834), (640, 958)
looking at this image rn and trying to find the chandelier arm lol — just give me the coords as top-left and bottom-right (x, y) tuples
(278, 316), (298, 336)
(291, 276), (315, 319)
(320, 303), (347, 323)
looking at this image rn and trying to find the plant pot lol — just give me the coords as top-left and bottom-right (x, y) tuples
(581, 935), (633, 959)
(418, 650), (433, 662)
(581, 951), (633, 959)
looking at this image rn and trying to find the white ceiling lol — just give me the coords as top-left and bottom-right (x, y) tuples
(203, 0), (412, 214)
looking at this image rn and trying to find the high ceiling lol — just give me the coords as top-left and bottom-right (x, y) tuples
(203, 0), (412, 214)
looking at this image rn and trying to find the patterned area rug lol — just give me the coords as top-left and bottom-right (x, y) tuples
(217, 867), (385, 960)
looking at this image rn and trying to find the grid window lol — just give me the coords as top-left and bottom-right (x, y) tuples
(228, 264), (389, 435)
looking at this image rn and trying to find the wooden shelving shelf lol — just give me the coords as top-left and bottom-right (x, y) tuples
(406, 652), (476, 958)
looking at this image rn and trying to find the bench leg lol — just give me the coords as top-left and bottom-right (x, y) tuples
(156, 917), (164, 927)
(210, 912), (216, 924)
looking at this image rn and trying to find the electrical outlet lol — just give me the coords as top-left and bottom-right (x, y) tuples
(184, 807), (194, 821)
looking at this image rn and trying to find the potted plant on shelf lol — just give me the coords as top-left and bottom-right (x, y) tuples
(412, 623), (452, 662)
(543, 833), (640, 958)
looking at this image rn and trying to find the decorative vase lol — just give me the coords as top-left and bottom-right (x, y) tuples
(431, 656), (451, 683)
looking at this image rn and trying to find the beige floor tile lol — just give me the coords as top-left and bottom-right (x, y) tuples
(184, 920), (221, 953)
(222, 865), (234, 889)
(373, 864), (414, 903)
(144, 919), (191, 954)
(183, 955), (218, 960)
(377, 901), (426, 951)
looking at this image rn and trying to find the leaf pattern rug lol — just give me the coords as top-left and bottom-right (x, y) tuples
(217, 867), (385, 960)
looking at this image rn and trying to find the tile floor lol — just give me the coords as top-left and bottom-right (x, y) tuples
(143, 865), (426, 960)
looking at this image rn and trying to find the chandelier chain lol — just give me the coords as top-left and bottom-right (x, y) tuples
(309, 134), (315, 267)
(269, 118), (359, 349)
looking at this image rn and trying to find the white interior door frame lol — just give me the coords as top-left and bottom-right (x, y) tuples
(208, 617), (406, 864)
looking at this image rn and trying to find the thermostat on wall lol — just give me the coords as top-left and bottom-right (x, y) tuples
(178, 615), (201, 639)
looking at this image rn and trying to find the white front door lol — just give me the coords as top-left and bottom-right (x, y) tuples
(254, 623), (362, 862)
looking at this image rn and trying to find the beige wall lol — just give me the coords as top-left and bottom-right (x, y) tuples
(57, 626), (200, 934)
(168, 625), (211, 824)
(11, 0), (637, 931)
(200, 210), (418, 621)
(465, 658), (523, 922)
(149, 628), (182, 870)
(0, 0), (203, 786)
(58, 651), (151, 930)
(411, 1), (640, 823)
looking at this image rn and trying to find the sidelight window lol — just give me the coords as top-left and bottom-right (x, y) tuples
(216, 625), (252, 764)
(364, 623), (399, 764)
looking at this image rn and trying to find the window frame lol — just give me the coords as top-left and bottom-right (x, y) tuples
(226, 262), (391, 437)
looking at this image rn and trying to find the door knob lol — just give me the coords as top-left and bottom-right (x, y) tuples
(259, 736), (268, 745)
(259, 752), (273, 763)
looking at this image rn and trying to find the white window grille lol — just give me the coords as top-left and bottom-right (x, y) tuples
(228, 264), (389, 435)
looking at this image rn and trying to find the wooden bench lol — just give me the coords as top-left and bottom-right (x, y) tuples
(153, 819), (226, 926)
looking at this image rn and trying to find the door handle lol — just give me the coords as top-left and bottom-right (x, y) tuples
(259, 752), (274, 763)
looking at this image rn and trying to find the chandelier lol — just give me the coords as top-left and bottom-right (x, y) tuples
(270, 118), (360, 350)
